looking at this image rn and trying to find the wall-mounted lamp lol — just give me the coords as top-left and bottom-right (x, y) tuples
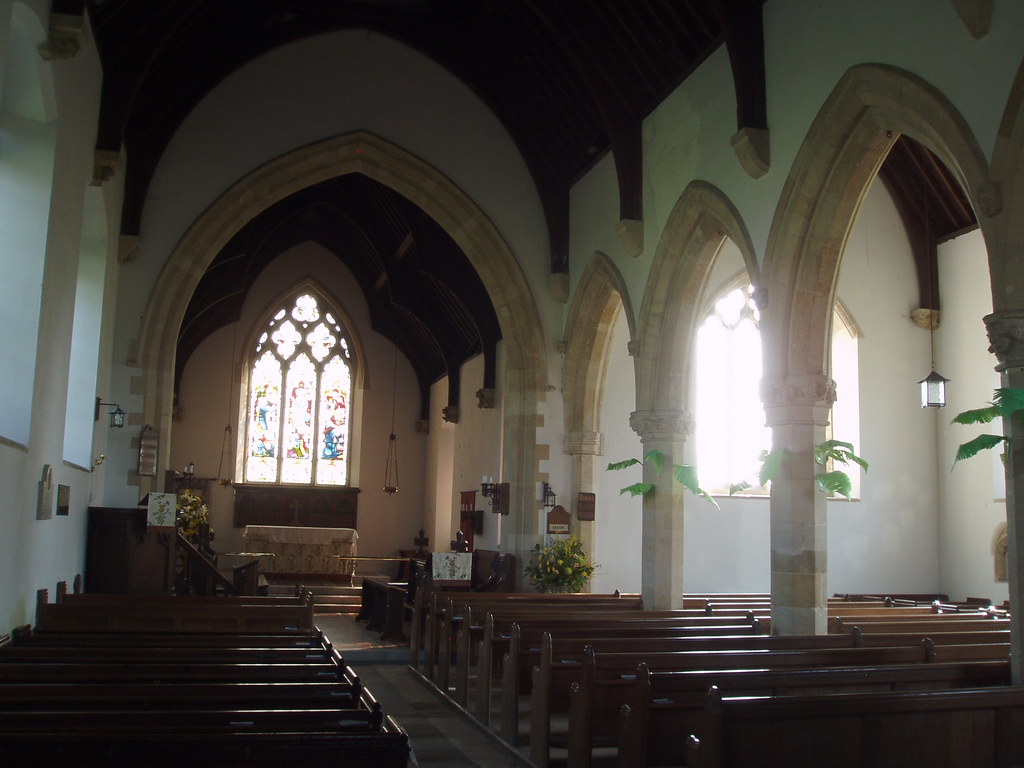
(95, 397), (126, 428)
(481, 475), (502, 512)
(542, 482), (557, 508)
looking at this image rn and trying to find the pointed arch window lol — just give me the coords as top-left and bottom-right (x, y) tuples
(244, 291), (353, 486)
(695, 281), (861, 496)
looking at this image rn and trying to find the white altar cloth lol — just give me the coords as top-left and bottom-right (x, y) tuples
(243, 525), (358, 576)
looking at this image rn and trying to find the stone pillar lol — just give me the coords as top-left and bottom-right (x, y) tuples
(564, 430), (604, 582)
(629, 409), (692, 609)
(762, 374), (836, 635)
(984, 310), (1024, 683)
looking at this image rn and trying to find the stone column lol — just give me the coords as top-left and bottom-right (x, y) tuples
(762, 374), (836, 635)
(564, 430), (604, 585)
(984, 310), (1024, 683)
(629, 409), (692, 610)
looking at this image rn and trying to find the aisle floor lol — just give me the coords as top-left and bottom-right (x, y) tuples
(316, 613), (526, 767)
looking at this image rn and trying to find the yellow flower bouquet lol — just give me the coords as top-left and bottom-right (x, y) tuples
(523, 535), (596, 593)
(176, 490), (212, 539)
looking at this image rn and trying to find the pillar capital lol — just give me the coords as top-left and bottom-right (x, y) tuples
(564, 430), (604, 456)
(761, 374), (836, 428)
(985, 311), (1024, 371)
(629, 409), (693, 444)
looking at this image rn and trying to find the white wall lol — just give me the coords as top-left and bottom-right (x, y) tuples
(937, 229), (1004, 603)
(0, 0), (117, 632)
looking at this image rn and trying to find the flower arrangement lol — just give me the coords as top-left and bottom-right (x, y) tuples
(176, 490), (211, 539)
(523, 535), (596, 593)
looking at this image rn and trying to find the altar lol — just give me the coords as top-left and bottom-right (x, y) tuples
(242, 525), (358, 578)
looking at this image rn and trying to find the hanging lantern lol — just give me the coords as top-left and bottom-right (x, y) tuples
(383, 432), (399, 494)
(919, 370), (949, 408)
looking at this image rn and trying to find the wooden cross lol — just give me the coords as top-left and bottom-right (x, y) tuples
(414, 528), (429, 555)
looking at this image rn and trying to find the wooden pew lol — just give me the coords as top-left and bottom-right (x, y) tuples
(426, 593), (644, 688)
(474, 612), (764, 726)
(529, 639), (1010, 767)
(485, 616), (765, 733)
(616, 660), (1013, 768)
(0, 688), (409, 768)
(684, 685), (1024, 768)
(0, 680), (363, 710)
(35, 598), (315, 634)
(9, 624), (331, 649)
(568, 635), (1012, 768)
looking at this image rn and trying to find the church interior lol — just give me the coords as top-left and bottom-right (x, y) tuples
(4, 0), (1024, 764)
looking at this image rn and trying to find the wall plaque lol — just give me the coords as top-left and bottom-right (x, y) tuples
(577, 491), (596, 521)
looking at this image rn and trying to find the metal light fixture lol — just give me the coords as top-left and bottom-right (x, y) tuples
(542, 482), (557, 508)
(383, 348), (399, 494)
(919, 369), (949, 409)
(481, 476), (501, 512)
(95, 397), (126, 428)
(914, 310), (949, 408)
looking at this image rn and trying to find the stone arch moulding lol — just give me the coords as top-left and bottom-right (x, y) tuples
(562, 251), (636, 438)
(761, 63), (990, 385)
(989, 55), (1024, 312)
(634, 179), (758, 416)
(135, 132), (548, 505)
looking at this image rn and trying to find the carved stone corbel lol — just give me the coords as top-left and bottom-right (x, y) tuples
(92, 149), (121, 187)
(985, 311), (1024, 371)
(731, 126), (770, 179)
(616, 219), (643, 258)
(38, 13), (85, 61)
(564, 430), (604, 456)
(475, 388), (495, 409)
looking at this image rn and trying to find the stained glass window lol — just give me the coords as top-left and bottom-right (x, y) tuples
(244, 291), (353, 486)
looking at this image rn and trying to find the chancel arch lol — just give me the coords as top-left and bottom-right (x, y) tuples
(135, 130), (548, 572)
(631, 180), (758, 609)
(761, 63), (992, 636)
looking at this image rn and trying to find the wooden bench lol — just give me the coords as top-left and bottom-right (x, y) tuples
(616, 659), (1012, 768)
(0, 687), (409, 767)
(8, 624), (331, 649)
(684, 685), (1024, 768)
(0, 596), (410, 767)
(426, 593), (644, 688)
(470, 611), (764, 720)
(486, 616), (765, 733)
(568, 634), (1013, 768)
(35, 598), (315, 634)
(529, 639), (1010, 767)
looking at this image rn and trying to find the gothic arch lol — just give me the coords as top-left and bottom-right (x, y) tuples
(989, 56), (1024, 311)
(136, 133), (548, 536)
(634, 180), (758, 415)
(761, 64), (990, 386)
(562, 251), (635, 437)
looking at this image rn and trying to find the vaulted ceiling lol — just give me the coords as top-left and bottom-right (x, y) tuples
(71, 0), (975, 418)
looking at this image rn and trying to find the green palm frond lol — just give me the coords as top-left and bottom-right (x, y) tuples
(816, 470), (854, 499)
(606, 457), (642, 472)
(952, 434), (1007, 467)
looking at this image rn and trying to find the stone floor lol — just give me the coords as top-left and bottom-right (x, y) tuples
(316, 613), (527, 768)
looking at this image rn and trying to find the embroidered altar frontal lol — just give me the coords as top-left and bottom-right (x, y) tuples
(243, 525), (358, 577)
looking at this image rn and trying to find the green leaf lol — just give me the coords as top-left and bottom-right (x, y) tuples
(952, 434), (1007, 467)
(644, 449), (666, 476)
(758, 448), (790, 487)
(952, 406), (1000, 426)
(619, 482), (654, 497)
(816, 470), (853, 499)
(994, 388), (1024, 419)
(729, 481), (752, 495)
(606, 457), (642, 472)
(671, 464), (720, 509)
